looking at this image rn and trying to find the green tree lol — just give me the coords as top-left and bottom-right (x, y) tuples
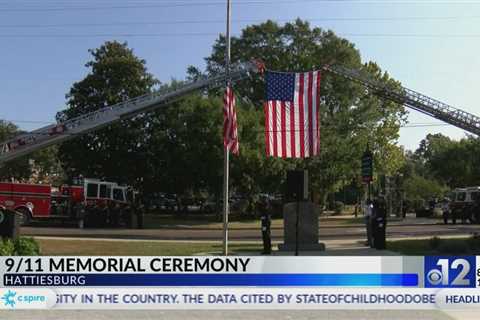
(0, 120), (63, 183)
(206, 19), (407, 204)
(142, 91), (224, 197)
(56, 41), (159, 188)
(415, 133), (480, 187)
(29, 146), (65, 185)
(400, 150), (448, 202)
(0, 120), (32, 180)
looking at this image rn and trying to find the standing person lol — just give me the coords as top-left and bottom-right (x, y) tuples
(442, 197), (450, 225)
(135, 195), (145, 229)
(259, 197), (272, 255)
(354, 199), (359, 218)
(364, 199), (373, 247)
(372, 196), (387, 250)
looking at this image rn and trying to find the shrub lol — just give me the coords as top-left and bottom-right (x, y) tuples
(14, 237), (40, 256)
(0, 239), (15, 256)
(0, 237), (40, 256)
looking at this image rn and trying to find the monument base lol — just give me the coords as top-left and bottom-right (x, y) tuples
(278, 242), (326, 252)
(279, 201), (325, 253)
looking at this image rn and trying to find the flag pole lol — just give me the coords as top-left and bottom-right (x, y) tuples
(222, 0), (232, 256)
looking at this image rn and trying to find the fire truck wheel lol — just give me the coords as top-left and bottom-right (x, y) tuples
(16, 208), (31, 226)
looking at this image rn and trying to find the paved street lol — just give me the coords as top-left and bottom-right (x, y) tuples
(20, 217), (480, 242)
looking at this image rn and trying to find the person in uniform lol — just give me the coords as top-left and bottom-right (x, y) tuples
(372, 196), (387, 250)
(259, 197), (272, 255)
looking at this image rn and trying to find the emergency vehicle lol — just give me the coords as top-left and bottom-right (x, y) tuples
(0, 178), (132, 226)
(450, 187), (480, 223)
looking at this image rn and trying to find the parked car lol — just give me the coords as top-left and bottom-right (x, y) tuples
(145, 193), (178, 213)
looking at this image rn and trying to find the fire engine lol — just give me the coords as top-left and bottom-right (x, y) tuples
(0, 178), (133, 227)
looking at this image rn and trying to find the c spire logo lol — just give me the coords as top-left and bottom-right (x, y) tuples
(1, 290), (16, 308)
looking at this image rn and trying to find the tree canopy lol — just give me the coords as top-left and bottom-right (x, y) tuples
(0, 120), (31, 180)
(56, 41), (159, 187)
(45, 20), (411, 206)
(0, 120), (63, 183)
(414, 133), (480, 188)
(206, 19), (407, 202)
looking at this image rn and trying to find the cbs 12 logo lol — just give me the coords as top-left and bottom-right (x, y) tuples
(424, 256), (476, 288)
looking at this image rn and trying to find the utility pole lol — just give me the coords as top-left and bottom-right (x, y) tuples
(222, 0), (232, 256)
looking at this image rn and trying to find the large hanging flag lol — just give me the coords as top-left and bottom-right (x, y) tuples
(264, 70), (321, 158)
(223, 85), (239, 155)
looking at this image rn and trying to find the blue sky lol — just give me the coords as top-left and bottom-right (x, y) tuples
(0, 0), (479, 151)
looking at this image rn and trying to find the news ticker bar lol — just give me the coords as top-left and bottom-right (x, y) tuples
(1, 256), (480, 288)
(2, 288), (480, 310)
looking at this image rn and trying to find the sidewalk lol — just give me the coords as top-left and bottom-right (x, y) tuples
(319, 214), (441, 228)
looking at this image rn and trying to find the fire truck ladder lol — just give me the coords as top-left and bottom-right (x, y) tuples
(323, 64), (480, 136)
(0, 61), (259, 165)
(2, 61), (479, 165)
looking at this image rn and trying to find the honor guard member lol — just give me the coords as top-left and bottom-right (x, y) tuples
(259, 197), (272, 255)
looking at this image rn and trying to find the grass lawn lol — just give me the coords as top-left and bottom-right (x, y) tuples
(388, 236), (480, 255)
(387, 239), (437, 255)
(36, 238), (263, 256)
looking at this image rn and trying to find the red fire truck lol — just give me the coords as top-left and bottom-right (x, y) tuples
(0, 178), (133, 227)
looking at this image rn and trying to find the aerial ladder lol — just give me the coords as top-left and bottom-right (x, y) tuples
(0, 61), (259, 164)
(1, 61), (480, 165)
(323, 64), (480, 136)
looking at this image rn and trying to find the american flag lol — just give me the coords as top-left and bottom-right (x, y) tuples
(223, 85), (239, 155)
(264, 70), (321, 158)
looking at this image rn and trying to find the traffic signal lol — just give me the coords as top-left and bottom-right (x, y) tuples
(361, 150), (373, 183)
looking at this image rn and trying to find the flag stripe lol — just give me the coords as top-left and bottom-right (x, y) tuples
(264, 70), (321, 158)
(276, 101), (283, 157)
(303, 72), (309, 157)
(294, 75), (301, 158)
(298, 73), (305, 158)
(281, 101), (287, 158)
(311, 71), (318, 155)
(272, 101), (278, 157)
(223, 86), (239, 155)
(284, 102), (291, 157)
(308, 72), (314, 157)
(269, 102), (274, 155)
(264, 102), (270, 156)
